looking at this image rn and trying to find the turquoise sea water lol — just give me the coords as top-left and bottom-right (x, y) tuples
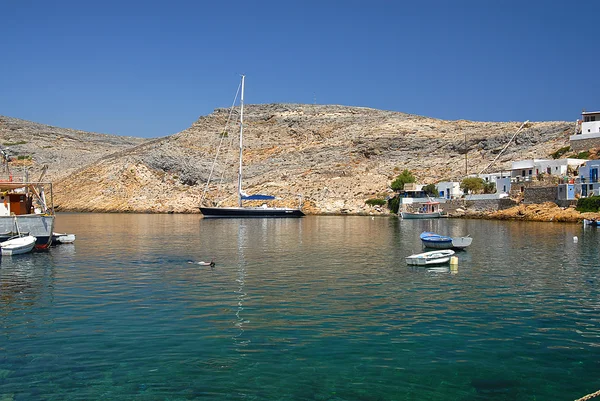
(0, 214), (599, 400)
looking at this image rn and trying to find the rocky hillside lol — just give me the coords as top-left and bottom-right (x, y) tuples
(0, 116), (147, 181)
(2, 106), (576, 214)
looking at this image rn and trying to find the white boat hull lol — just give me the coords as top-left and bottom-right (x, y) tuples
(0, 215), (54, 249)
(451, 236), (473, 249)
(1, 235), (37, 255)
(401, 211), (440, 219)
(52, 232), (76, 244)
(405, 250), (455, 266)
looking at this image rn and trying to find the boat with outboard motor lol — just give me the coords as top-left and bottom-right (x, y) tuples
(420, 231), (472, 250)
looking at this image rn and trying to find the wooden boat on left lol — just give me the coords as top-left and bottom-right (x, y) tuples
(0, 181), (55, 249)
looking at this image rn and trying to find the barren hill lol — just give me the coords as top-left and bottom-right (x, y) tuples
(38, 104), (573, 214)
(0, 115), (147, 181)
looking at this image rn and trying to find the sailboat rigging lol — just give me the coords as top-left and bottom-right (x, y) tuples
(199, 75), (304, 218)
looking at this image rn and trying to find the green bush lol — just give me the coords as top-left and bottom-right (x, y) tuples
(3, 141), (27, 146)
(576, 196), (600, 213)
(483, 182), (496, 194)
(17, 155), (31, 160)
(423, 183), (437, 196)
(388, 196), (400, 214)
(460, 177), (485, 194)
(365, 198), (386, 206)
(575, 151), (590, 159)
(551, 146), (570, 159)
(391, 169), (415, 191)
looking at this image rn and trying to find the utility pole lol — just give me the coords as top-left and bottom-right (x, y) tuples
(464, 126), (467, 175)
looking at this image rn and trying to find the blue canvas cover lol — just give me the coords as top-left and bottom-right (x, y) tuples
(241, 194), (276, 201)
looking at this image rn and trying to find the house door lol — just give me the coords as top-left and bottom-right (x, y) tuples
(591, 168), (598, 183)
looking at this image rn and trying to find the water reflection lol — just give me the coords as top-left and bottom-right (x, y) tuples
(0, 214), (598, 400)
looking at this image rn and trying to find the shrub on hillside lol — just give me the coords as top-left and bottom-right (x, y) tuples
(388, 196), (400, 214)
(365, 198), (386, 206)
(551, 146), (570, 159)
(391, 170), (415, 191)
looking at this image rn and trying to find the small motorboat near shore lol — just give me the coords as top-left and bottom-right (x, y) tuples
(405, 249), (455, 266)
(1, 235), (37, 255)
(52, 232), (76, 244)
(420, 232), (472, 250)
(583, 219), (600, 227)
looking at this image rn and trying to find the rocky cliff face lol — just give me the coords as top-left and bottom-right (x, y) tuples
(0, 115), (146, 181)
(1, 106), (575, 214)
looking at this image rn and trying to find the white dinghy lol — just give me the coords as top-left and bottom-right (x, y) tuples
(405, 249), (455, 266)
(1, 235), (37, 255)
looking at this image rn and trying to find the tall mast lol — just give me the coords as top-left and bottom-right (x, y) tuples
(237, 75), (245, 207)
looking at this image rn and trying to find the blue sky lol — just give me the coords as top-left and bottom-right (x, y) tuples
(1, 0), (598, 138)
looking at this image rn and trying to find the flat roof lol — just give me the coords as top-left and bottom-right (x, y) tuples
(582, 111), (600, 115)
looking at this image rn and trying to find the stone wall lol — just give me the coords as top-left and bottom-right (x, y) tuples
(571, 137), (600, 152)
(556, 199), (578, 208)
(524, 186), (557, 204)
(446, 198), (517, 212)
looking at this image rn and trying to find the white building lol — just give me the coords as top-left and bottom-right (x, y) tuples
(578, 159), (600, 197)
(510, 158), (587, 182)
(571, 111), (600, 141)
(436, 181), (462, 199)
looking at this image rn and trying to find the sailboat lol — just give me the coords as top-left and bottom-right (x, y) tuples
(199, 75), (305, 218)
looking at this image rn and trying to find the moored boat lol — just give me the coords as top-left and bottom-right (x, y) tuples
(583, 219), (600, 227)
(199, 75), (304, 218)
(405, 249), (455, 266)
(0, 181), (55, 249)
(52, 232), (76, 244)
(400, 200), (441, 219)
(420, 231), (472, 250)
(1, 235), (37, 255)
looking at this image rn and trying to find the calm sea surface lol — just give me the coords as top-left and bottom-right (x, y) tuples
(1, 213), (599, 400)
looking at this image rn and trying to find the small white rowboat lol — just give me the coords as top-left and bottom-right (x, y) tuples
(1, 235), (37, 256)
(405, 249), (455, 266)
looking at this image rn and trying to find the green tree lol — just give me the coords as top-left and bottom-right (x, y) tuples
(423, 183), (437, 196)
(460, 177), (484, 194)
(483, 182), (496, 194)
(391, 169), (416, 191)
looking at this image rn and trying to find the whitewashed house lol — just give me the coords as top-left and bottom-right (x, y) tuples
(510, 158), (587, 182)
(476, 172), (512, 195)
(572, 111), (600, 138)
(436, 181), (462, 199)
(578, 159), (600, 197)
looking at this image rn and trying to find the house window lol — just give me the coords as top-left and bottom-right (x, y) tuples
(547, 167), (551, 174)
(528, 169), (532, 175)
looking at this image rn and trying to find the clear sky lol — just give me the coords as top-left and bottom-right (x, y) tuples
(1, 0), (598, 138)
